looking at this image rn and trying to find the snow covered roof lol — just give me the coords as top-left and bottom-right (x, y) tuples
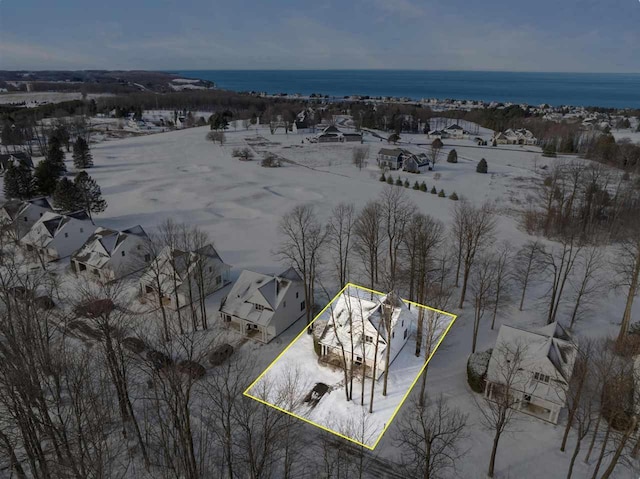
(487, 322), (577, 404)
(21, 210), (91, 248)
(71, 225), (148, 269)
(220, 267), (303, 326)
(318, 287), (410, 360)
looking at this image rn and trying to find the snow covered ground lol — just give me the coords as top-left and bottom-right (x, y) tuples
(9, 121), (638, 477)
(0, 91), (112, 105)
(245, 284), (456, 449)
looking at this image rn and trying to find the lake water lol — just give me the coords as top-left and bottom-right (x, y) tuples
(171, 70), (640, 109)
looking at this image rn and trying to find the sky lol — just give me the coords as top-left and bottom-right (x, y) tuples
(1, 0), (639, 72)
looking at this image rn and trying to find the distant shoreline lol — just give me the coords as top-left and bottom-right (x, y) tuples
(170, 69), (640, 110)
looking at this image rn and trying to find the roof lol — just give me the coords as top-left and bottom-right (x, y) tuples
(378, 148), (404, 157)
(318, 287), (411, 360)
(21, 210), (92, 248)
(0, 152), (33, 169)
(1, 199), (24, 220)
(487, 322), (577, 404)
(219, 267), (303, 326)
(446, 124), (464, 130)
(72, 225), (148, 268)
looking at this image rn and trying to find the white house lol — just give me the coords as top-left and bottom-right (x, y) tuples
(0, 197), (53, 239)
(71, 226), (151, 282)
(403, 153), (432, 173)
(485, 322), (577, 424)
(377, 148), (414, 170)
(444, 123), (465, 139)
(20, 210), (95, 262)
(493, 128), (537, 145)
(219, 267), (305, 343)
(317, 288), (411, 379)
(139, 244), (230, 310)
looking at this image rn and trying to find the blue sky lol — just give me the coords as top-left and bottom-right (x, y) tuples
(1, 0), (639, 72)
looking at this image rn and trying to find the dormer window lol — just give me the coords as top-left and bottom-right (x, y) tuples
(80, 228), (84, 233)
(121, 251), (126, 257)
(365, 335), (374, 343)
(64, 233), (69, 238)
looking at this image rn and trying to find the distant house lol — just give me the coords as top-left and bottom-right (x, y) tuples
(485, 322), (577, 424)
(444, 123), (465, 139)
(317, 288), (410, 379)
(71, 226), (151, 282)
(20, 210), (95, 262)
(139, 244), (230, 310)
(377, 148), (407, 170)
(403, 153), (432, 173)
(493, 128), (537, 146)
(0, 152), (34, 171)
(219, 267), (305, 343)
(315, 125), (362, 143)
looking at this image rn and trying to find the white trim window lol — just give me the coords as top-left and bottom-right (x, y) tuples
(534, 372), (550, 384)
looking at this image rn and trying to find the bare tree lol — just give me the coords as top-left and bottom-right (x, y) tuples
(394, 395), (467, 479)
(276, 204), (327, 328)
(478, 342), (526, 478)
(512, 239), (544, 311)
(614, 228), (640, 348)
(490, 242), (512, 330)
(352, 146), (368, 171)
(428, 138), (444, 169)
(469, 254), (496, 353)
(540, 234), (582, 324)
(568, 246), (604, 328)
(354, 201), (383, 290)
(379, 186), (415, 289)
(327, 203), (356, 288)
(451, 200), (496, 308)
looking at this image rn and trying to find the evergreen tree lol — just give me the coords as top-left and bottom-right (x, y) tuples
(395, 177), (403, 186)
(34, 160), (62, 196)
(431, 185), (437, 194)
(476, 158), (488, 174)
(420, 181), (427, 192)
(46, 137), (66, 174)
(438, 189), (446, 197)
(387, 175), (394, 185)
(72, 137), (93, 169)
(74, 171), (107, 221)
(380, 173), (386, 182)
(404, 179), (410, 188)
(53, 177), (83, 212)
(6, 162), (35, 199)
(447, 149), (458, 163)
(449, 192), (459, 200)
(542, 143), (557, 158)
(413, 181), (420, 190)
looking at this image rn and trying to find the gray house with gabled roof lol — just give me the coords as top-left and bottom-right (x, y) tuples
(219, 267), (305, 343)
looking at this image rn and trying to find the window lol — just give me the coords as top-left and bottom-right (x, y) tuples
(137, 244), (142, 250)
(392, 331), (395, 339)
(255, 304), (265, 311)
(403, 329), (408, 339)
(24, 217), (28, 222)
(209, 266), (213, 273)
(216, 275), (222, 284)
(402, 319), (404, 327)
(121, 251), (126, 257)
(92, 269), (99, 276)
(365, 335), (374, 343)
(144, 254), (151, 262)
(64, 233), (68, 238)
(355, 356), (363, 365)
(296, 292), (299, 298)
(283, 301), (286, 308)
(534, 372), (550, 384)
(80, 228), (84, 233)
(523, 394), (532, 402)
(300, 300), (305, 311)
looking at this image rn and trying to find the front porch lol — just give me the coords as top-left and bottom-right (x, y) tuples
(222, 315), (274, 343)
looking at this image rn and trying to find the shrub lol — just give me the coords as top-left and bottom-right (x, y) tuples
(412, 181), (420, 190)
(447, 149), (458, 163)
(404, 179), (410, 188)
(467, 350), (492, 393)
(476, 158), (488, 174)
(430, 186), (437, 194)
(420, 182), (427, 192)
(449, 192), (459, 200)
(387, 175), (394, 185)
(395, 178), (403, 186)
(232, 147), (253, 161)
(380, 173), (386, 182)
(433, 172), (441, 181)
(261, 154), (281, 167)
(438, 189), (445, 197)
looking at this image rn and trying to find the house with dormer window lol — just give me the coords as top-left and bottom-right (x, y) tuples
(218, 267), (305, 343)
(485, 322), (577, 424)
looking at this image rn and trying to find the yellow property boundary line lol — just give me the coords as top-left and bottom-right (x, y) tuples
(243, 282), (458, 450)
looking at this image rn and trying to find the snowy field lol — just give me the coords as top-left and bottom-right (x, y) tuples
(0, 91), (113, 105)
(244, 284), (456, 449)
(10, 122), (637, 477)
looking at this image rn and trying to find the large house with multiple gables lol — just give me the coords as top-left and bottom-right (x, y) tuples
(317, 287), (411, 379)
(485, 322), (577, 424)
(71, 226), (151, 282)
(219, 267), (305, 343)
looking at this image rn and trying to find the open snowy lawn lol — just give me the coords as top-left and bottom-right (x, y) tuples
(244, 284), (456, 449)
